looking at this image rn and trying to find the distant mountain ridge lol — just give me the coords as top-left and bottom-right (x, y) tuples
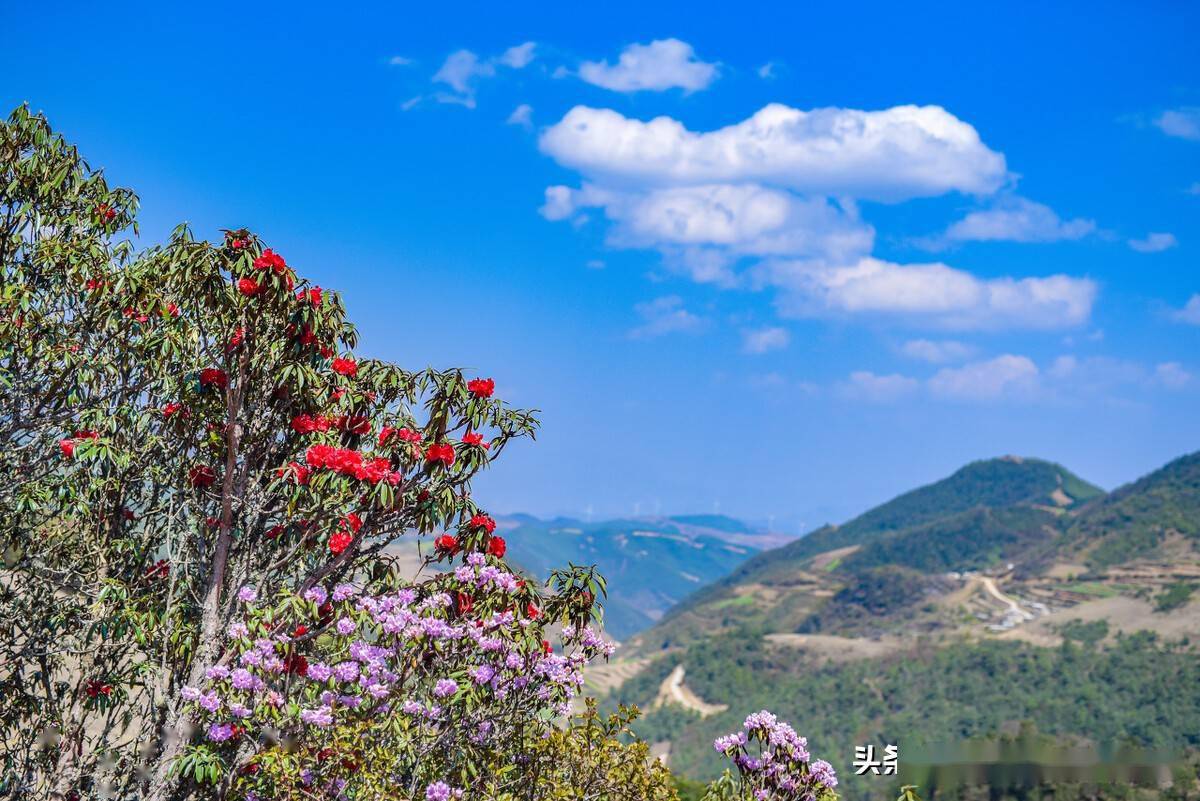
(495, 513), (795, 639)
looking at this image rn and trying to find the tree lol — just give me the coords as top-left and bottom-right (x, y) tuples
(0, 106), (832, 801)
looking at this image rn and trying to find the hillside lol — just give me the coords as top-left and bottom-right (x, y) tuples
(495, 514), (794, 639)
(598, 452), (1200, 799)
(633, 457), (1102, 649)
(1060, 451), (1200, 568)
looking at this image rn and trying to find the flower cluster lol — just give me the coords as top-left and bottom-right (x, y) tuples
(183, 554), (615, 798)
(304, 444), (402, 485)
(714, 710), (838, 801)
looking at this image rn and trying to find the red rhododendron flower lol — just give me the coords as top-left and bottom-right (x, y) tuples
(434, 534), (460, 554)
(462, 431), (489, 448)
(456, 591), (473, 615)
(189, 465), (216, 488)
(230, 238), (247, 250)
(253, 248), (288, 274)
(343, 513), (363, 533)
(328, 530), (353, 555)
(378, 426), (395, 446)
(284, 652), (308, 676)
(277, 461), (310, 485)
(199, 368), (227, 388)
(331, 357), (358, 377)
(73, 429), (100, 440)
(85, 679), (113, 698)
(335, 415), (370, 435)
(95, 204), (116, 223)
(166, 302), (180, 317)
(398, 428), (422, 443)
(425, 443), (455, 467)
(293, 625), (308, 638)
(296, 287), (323, 307)
(162, 402), (183, 417)
(291, 414), (332, 434)
(467, 377), (495, 398)
(265, 525), (284, 539)
(60, 439), (75, 458)
(486, 535), (506, 558)
(470, 514), (497, 534)
(542, 639), (552, 655)
(526, 602), (540, 620)
(236, 277), (260, 297)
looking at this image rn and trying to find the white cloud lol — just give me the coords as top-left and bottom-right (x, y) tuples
(431, 50), (493, 107)
(1174, 294), (1200, 325)
(742, 326), (790, 354)
(499, 42), (537, 69)
(900, 339), (974, 363)
(542, 182), (874, 271)
(388, 56), (414, 66)
(507, 104), (533, 129)
(629, 296), (705, 339)
(578, 39), (718, 93)
(1128, 232), (1178, 253)
(1154, 107), (1200, 141)
(762, 257), (1097, 330)
(928, 355), (1039, 401)
(757, 62), (778, 80)
(1156, 362), (1192, 389)
(540, 103), (1008, 201)
(1185, 181), (1200, 196)
(586, 259), (606, 270)
(431, 43), (537, 107)
(536, 103), (1102, 333)
(938, 197), (1095, 245)
(839, 371), (920, 403)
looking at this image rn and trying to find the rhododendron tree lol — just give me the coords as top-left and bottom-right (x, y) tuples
(0, 106), (834, 801)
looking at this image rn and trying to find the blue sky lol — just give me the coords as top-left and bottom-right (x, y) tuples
(6, 1), (1199, 530)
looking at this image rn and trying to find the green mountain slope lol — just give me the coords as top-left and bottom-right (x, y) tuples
(645, 457), (1101, 643)
(1061, 451), (1200, 568)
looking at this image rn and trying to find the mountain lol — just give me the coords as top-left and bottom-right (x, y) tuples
(633, 456), (1103, 649)
(495, 513), (795, 639)
(595, 452), (1200, 800)
(1059, 450), (1200, 568)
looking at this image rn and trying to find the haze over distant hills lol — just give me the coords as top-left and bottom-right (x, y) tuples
(495, 514), (797, 639)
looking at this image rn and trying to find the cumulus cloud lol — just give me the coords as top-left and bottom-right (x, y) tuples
(578, 39), (718, 93)
(762, 257), (1097, 330)
(900, 339), (975, 363)
(928, 355), (1039, 400)
(541, 104), (1007, 201)
(431, 43), (536, 107)
(936, 197), (1095, 245)
(536, 103), (1103, 332)
(628, 296), (706, 339)
(1128, 232), (1178, 253)
(1154, 107), (1200, 141)
(1174, 294), (1200, 325)
(742, 326), (790, 354)
(507, 103), (533, 129)
(540, 182), (874, 272)
(838, 371), (920, 403)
